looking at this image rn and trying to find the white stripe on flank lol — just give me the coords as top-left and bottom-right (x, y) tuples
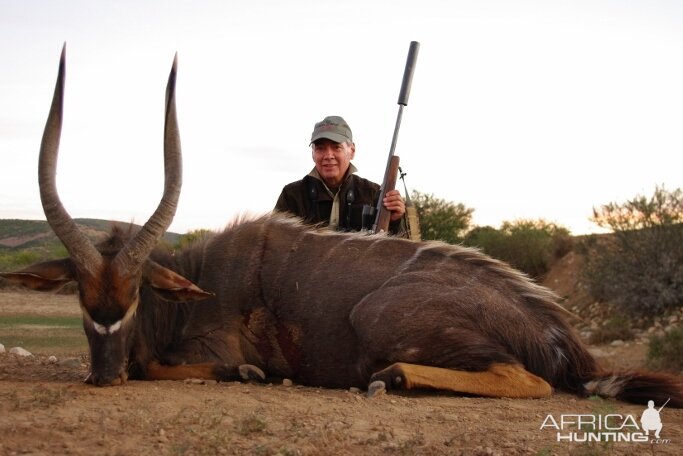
(395, 243), (444, 276)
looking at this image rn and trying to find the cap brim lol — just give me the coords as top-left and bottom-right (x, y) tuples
(310, 132), (350, 145)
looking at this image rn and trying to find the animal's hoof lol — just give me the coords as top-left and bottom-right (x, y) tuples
(213, 364), (236, 381)
(239, 364), (266, 382)
(112, 371), (128, 386)
(369, 364), (407, 391)
(367, 380), (386, 398)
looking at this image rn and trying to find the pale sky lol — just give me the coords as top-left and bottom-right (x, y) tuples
(1, 0), (681, 235)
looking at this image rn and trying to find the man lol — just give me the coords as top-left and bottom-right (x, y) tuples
(275, 115), (406, 234)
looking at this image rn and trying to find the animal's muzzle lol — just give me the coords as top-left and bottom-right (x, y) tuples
(85, 370), (129, 387)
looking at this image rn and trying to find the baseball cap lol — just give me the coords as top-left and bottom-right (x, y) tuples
(310, 116), (353, 145)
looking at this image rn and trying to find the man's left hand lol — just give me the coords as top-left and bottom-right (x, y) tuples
(383, 190), (406, 222)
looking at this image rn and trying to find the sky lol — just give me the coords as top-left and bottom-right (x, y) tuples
(1, 0), (681, 235)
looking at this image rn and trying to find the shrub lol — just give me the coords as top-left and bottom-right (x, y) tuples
(463, 219), (571, 278)
(0, 238), (69, 270)
(410, 191), (474, 244)
(647, 326), (683, 372)
(582, 185), (683, 317)
(0, 251), (41, 270)
(588, 316), (635, 344)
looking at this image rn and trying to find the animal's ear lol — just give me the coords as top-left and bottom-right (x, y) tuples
(143, 261), (214, 302)
(0, 259), (75, 292)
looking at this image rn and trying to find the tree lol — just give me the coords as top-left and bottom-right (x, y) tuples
(583, 185), (683, 317)
(411, 191), (473, 244)
(464, 219), (571, 278)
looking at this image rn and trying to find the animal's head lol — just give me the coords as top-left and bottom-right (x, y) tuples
(0, 45), (211, 386)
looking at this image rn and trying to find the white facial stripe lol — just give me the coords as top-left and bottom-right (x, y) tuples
(121, 298), (139, 325)
(93, 321), (108, 335)
(109, 320), (122, 334)
(81, 296), (139, 336)
(92, 319), (123, 335)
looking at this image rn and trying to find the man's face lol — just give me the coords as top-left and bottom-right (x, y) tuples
(311, 139), (355, 188)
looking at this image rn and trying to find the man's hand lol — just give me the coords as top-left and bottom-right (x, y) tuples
(383, 189), (406, 222)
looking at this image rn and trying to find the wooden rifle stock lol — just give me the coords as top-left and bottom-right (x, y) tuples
(373, 155), (400, 233)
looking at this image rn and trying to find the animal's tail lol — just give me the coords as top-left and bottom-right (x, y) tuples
(583, 370), (683, 408)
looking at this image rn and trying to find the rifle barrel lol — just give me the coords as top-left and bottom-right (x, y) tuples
(398, 41), (420, 106)
(658, 398), (671, 412)
(390, 41), (419, 158)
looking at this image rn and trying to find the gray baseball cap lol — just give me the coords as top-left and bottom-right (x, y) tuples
(310, 116), (353, 145)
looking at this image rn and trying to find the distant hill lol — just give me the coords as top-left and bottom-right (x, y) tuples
(0, 218), (182, 272)
(0, 218), (181, 248)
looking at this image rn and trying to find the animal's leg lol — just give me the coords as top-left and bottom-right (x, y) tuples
(145, 361), (265, 382)
(368, 362), (552, 399)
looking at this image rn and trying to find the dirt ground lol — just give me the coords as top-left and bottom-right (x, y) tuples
(1, 290), (682, 456)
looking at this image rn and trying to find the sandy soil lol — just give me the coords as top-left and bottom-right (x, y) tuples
(0, 291), (682, 456)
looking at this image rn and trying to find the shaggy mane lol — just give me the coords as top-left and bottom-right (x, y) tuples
(225, 212), (574, 319)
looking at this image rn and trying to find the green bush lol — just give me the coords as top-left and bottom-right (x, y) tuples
(582, 185), (683, 317)
(647, 326), (683, 372)
(0, 241), (68, 275)
(0, 251), (41, 270)
(463, 219), (571, 278)
(411, 191), (474, 244)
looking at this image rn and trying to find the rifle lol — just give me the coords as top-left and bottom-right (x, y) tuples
(371, 41), (420, 234)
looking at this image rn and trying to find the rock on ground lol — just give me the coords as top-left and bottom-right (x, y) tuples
(9, 346), (32, 357)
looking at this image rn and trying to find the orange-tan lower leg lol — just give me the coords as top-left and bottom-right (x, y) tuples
(371, 362), (552, 398)
(145, 361), (265, 382)
(145, 361), (218, 380)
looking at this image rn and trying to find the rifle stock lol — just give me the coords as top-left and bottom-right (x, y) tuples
(373, 155), (400, 233)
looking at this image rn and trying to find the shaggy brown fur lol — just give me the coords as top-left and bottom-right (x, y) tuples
(89, 215), (682, 406)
